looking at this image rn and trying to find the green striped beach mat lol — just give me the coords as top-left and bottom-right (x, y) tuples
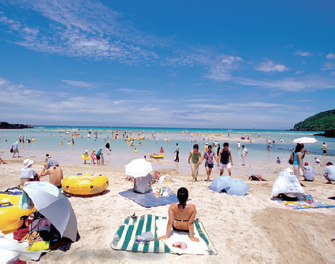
(110, 214), (217, 255)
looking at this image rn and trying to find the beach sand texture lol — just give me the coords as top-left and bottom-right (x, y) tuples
(1, 157), (335, 263)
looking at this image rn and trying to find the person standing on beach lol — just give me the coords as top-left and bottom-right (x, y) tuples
(96, 147), (103, 165)
(188, 144), (202, 182)
(293, 143), (305, 179)
(241, 145), (248, 166)
(174, 143), (179, 162)
(199, 145), (218, 181)
(237, 141), (241, 150)
(40, 158), (63, 189)
(105, 142), (111, 154)
(12, 141), (19, 158)
(204, 143), (208, 153)
(91, 149), (96, 164)
(83, 150), (89, 164)
(218, 142), (233, 176)
(322, 142), (327, 155)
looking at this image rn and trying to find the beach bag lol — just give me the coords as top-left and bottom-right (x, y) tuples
(288, 153), (294, 164)
(10, 147), (13, 153)
(13, 227), (29, 241)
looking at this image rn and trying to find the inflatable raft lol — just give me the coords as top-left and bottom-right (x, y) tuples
(62, 174), (109, 196)
(81, 153), (90, 160)
(0, 191), (36, 234)
(150, 154), (164, 159)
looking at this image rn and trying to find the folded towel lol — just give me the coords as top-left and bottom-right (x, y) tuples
(156, 219), (209, 255)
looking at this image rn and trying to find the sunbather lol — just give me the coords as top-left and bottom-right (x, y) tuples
(157, 187), (199, 242)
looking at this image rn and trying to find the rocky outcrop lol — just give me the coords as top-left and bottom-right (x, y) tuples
(0, 122), (34, 129)
(314, 130), (335, 138)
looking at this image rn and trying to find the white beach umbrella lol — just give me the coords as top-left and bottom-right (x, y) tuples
(292, 137), (318, 144)
(125, 158), (153, 178)
(21, 182), (78, 242)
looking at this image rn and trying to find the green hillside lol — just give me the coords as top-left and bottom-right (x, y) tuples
(293, 109), (335, 131)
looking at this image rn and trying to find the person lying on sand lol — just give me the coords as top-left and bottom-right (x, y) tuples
(157, 187), (199, 242)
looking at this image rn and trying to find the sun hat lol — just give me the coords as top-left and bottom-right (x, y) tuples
(85, 150), (88, 152)
(46, 158), (59, 169)
(93, 149), (96, 151)
(326, 162), (333, 166)
(304, 162), (309, 165)
(23, 159), (33, 168)
(206, 143), (208, 145)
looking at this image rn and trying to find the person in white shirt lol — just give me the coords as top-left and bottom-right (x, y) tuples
(241, 145), (248, 166)
(324, 162), (335, 184)
(20, 159), (39, 187)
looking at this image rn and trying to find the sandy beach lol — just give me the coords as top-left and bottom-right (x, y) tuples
(1, 153), (335, 263)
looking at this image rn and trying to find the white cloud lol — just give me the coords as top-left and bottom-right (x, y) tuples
(255, 60), (289, 72)
(295, 51), (313, 57)
(234, 76), (335, 92)
(321, 62), (335, 71)
(0, 0), (161, 64)
(204, 54), (243, 82)
(62, 80), (97, 88)
(326, 53), (335, 60)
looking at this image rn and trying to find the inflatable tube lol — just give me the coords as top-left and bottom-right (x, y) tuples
(31, 139), (36, 142)
(0, 192), (36, 234)
(150, 154), (164, 159)
(82, 153), (90, 161)
(62, 174), (109, 196)
(139, 136), (145, 140)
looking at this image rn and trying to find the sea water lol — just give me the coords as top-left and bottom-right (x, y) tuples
(0, 126), (334, 174)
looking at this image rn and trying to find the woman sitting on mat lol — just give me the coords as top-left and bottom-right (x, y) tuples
(157, 187), (199, 242)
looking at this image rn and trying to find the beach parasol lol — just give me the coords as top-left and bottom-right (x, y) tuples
(209, 176), (231, 193)
(225, 178), (250, 196)
(125, 158), (153, 178)
(209, 176), (250, 196)
(20, 182), (78, 242)
(292, 137), (318, 144)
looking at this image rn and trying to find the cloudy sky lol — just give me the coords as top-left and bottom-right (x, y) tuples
(0, 0), (334, 129)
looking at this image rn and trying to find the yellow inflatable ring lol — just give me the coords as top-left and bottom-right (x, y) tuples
(81, 153), (90, 160)
(62, 174), (109, 196)
(0, 192), (36, 234)
(150, 153), (164, 159)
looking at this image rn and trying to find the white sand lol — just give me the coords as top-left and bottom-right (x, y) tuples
(1, 157), (335, 263)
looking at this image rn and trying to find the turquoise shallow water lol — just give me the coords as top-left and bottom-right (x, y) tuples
(1, 126), (334, 174)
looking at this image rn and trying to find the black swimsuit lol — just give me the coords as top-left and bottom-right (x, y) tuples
(173, 218), (189, 232)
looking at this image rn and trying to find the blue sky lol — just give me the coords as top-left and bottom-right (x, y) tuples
(0, 0), (334, 129)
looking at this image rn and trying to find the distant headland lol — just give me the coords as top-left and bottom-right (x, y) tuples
(291, 109), (335, 138)
(0, 122), (34, 129)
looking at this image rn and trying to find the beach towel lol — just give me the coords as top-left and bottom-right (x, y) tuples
(119, 187), (178, 208)
(110, 214), (217, 255)
(274, 198), (335, 210)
